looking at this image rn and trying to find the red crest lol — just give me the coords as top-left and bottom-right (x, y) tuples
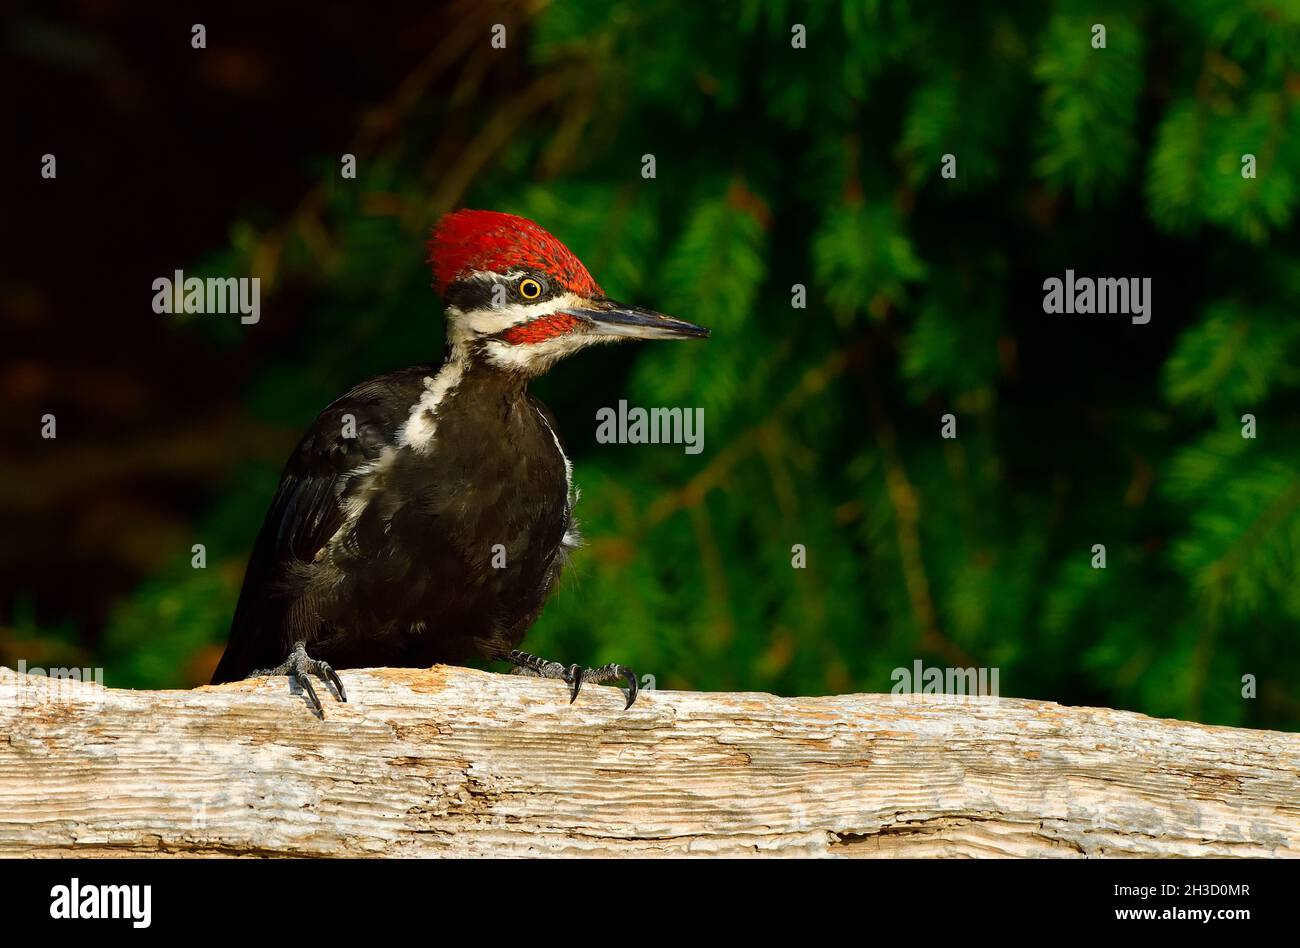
(429, 209), (602, 298)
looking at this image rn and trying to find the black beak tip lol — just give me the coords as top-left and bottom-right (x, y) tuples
(668, 319), (710, 340)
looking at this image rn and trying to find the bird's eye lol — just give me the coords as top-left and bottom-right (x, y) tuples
(518, 277), (544, 300)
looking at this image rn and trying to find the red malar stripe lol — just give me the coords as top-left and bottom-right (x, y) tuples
(500, 313), (582, 345)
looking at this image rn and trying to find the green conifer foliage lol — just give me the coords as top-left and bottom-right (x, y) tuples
(93, 1), (1300, 730)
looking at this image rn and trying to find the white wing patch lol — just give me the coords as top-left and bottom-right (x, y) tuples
(318, 446), (398, 561)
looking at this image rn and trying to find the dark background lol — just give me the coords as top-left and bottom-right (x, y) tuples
(4, 0), (1299, 729)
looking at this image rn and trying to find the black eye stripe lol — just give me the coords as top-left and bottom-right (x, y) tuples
(445, 273), (551, 310)
(444, 278), (494, 311)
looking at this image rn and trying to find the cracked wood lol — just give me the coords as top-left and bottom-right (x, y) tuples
(1, 665), (1297, 857)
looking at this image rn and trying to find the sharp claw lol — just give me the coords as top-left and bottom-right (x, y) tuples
(297, 672), (324, 719)
(247, 645), (346, 717)
(321, 664), (347, 703)
(620, 667), (639, 709)
(509, 651), (643, 709)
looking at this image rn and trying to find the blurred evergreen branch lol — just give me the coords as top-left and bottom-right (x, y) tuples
(87, 0), (1300, 732)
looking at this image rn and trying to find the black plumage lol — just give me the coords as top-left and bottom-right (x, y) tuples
(211, 360), (573, 683)
(210, 208), (707, 715)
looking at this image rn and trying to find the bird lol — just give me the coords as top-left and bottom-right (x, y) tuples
(210, 209), (709, 717)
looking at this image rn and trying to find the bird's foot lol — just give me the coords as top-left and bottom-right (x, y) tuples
(508, 650), (639, 709)
(248, 642), (347, 719)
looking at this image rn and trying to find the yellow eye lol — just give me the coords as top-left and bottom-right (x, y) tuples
(519, 278), (543, 300)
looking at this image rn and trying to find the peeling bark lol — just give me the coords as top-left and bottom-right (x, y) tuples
(1, 665), (1296, 857)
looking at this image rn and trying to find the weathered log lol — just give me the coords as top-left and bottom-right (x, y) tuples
(1, 664), (1296, 857)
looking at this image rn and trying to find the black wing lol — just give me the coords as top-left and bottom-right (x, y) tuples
(210, 366), (433, 683)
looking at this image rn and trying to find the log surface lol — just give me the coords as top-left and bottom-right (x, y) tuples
(1, 665), (1297, 857)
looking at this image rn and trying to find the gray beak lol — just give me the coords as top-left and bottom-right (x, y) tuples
(562, 300), (710, 340)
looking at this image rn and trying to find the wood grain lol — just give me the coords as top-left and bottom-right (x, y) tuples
(1, 665), (1296, 857)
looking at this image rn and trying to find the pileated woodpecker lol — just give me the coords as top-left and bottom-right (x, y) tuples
(211, 210), (708, 716)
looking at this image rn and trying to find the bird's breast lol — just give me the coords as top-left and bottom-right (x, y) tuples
(369, 386), (572, 569)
